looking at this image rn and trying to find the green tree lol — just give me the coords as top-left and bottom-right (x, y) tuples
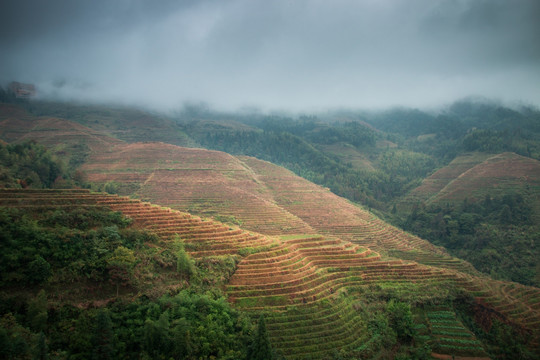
(171, 318), (193, 359)
(92, 310), (115, 360)
(387, 300), (414, 343)
(33, 332), (48, 360)
(27, 289), (48, 333)
(0, 327), (12, 359)
(106, 246), (136, 297)
(499, 204), (513, 225)
(247, 315), (273, 360)
(176, 242), (195, 282)
(28, 255), (51, 284)
(143, 311), (171, 358)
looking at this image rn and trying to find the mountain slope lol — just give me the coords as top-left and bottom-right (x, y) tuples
(2, 100), (540, 357)
(2, 189), (539, 359)
(30, 101), (194, 147)
(398, 152), (493, 210)
(82, 142), (316, 235)
(0, 103), (123, 168)
(431, 152), (540, 208)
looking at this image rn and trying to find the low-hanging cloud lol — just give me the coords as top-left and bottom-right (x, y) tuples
(1, 0), (539, 111)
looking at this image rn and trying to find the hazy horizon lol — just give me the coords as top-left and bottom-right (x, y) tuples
(2, 0), (539, 112)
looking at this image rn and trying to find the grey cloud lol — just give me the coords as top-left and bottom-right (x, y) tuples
(1, 0), (539, 111)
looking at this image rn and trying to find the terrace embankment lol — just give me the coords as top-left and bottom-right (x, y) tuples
(1, 189), (539, 357)
(0, 188), (276, 258)
(82, 142), (316, 235)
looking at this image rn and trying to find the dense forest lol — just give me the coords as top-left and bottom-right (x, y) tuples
(0, 142), (71, 189)
(401, 194), (539, 286)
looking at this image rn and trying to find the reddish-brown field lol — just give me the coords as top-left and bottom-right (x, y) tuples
(83, 142), (316, 235)
(400, 152), (540, 218)
(432, 152), (540, 204)
(398, 152), (492, 209)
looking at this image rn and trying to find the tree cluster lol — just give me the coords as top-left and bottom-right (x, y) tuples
(402, 194), (538, 286)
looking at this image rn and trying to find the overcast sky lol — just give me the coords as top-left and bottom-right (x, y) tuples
(1, 0), (539, 111)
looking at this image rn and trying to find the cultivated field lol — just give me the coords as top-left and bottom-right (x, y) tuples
(2, 189), (538, 358)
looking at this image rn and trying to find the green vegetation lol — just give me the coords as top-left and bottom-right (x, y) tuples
(214, 214), (243, 226)
(454, 294), (538, 360)
(1, 289), (256, 359)
(0, 141), (73, 189)
(176, 241), (196, 282)
(0, 203), (265, 359)
(247, 315), (274, 360)
(401, 193), (539, 286)
(0, 206), (141, 287)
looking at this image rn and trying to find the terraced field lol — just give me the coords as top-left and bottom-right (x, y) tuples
(426, 309), (489, 358)
(264, 295), (369, 358)
(2, 189), (540, 358)
(399, 152), (540, 222)
(431, 153), (540, 204)
(454, 275), (540, 334)
(0, 188), (275, 258)
(0, 103), (122, 152)
(228, 235), (384, 309)
(81, 141), (481, 275)
(397, 152), (492, 211)
(83, 142), (315, 235)
(238, 156), (448, 256)
(226, 233), (468, 358)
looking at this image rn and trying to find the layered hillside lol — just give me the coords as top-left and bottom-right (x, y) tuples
(431, 153), (540, 209)
(82, 142), (316, 235)
(0, 104), (121, 151)
(0, 103), (122, 168)
(82, 141), (486, 277)
(2, 101), (540, 357)
(1, 189), (539, 359)
(82, 142), (428, 248)
(29, 101), (194, 147)
(401, 152), (540, 211)
(398, 152), (493, 210)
